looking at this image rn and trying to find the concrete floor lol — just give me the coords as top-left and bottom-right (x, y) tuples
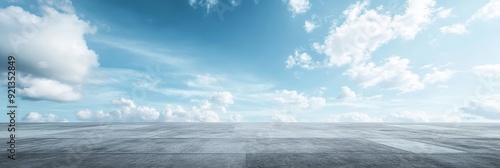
(1, 122), (499, 167)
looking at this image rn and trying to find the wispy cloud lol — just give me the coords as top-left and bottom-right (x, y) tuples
(92, 37), (191, 69)
(440, 0), (500, 35)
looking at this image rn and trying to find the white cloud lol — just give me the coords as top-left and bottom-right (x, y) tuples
(286, 0), (311, 15)
(94, 37), (189, 69)
(189, 0), (219, 9)
(440, 24), (467, 34)
(385, 111), (432, 122)
(274, 89), (326, 108)
(210, 91), (234, 105)
(328, 111), (463, 122)
(76, 109), (109, 121)
(39, 0), (75, 13)
(315, 0), (436, 67)
(77, 98), (160, 121)
(18, 75), (81, 102)
(441, 0), (500, 35)
(110, 98), (161, 121)
(320, 1), (392, 66)
(328, 112), (382, 122)
(304, 20), (317, 33)
(189, 0), (198, 6)
(186, 74), (218, 88)
(229, 114), (243, 122)
(436, 7), (452, 18)
(271, 114), (297, 122)
(344, 56), (424, 93)
(309, 97), (327, 107)
(471, 0), (500, 21)
(161, 102), (221, 122)
(76, 109), (94, 120)
(111, 98), (136, 107)
(392, 0), (436, 40)
(160, 91), (235, 122)
(0, 2), (98, 102)
(23, 112), (65, 122)
(422, 69), (454, 84)
(293, 0), (439, 93)
(189, 0), (241, 13)
(459, 94), (500, 119)
(0, 5), (98, 84)
(337, 86), (358, 100)
(304, 14), (322, 33)
(472, 64), (500, 78)
(285, 50), (318, 69)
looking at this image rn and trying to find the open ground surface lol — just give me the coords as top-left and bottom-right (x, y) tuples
(1, 122), (500, 167)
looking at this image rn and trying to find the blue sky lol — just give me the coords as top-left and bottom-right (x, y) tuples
(1, 0), (500, 122)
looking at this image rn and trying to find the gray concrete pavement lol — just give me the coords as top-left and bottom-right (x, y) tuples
(1, 123), (499, 167)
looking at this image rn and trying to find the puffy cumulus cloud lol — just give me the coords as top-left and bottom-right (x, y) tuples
(422, 69), (454, 84)
(440, 24), (467, 34)
(328, 112), (382, 122)
(391, 0), (436, 40)
(76, 109), (93, 120)
(471, 0), (500, 21)
(304, 20), (317, 33)
(459, 94), (500, 119)
(285, 50), (318, 70)
(313, 0), (436, 67)
(0, 5), (98, 83)
(210, 91), (234, 105)
(0, 1), (98, 102)
(110, 98), (160, 121)
(23, 112), (66, 122)
(290, 0), (444, 93)
(319, 1), (392, 66)
(472, 64), (500, 78)
(274, 89), (326, 108)
(18, 75), (80, 102)
(271, 114), (297, 122)
(161, 102), (220, 122)
(337, 86), (358, 100)
(304, 15), (321, 33)
(344, 56), (424, 93)
(286, 0), (311, 15)
(160, 91), (236, 122)
(76, 109), (109, 121)
(76, 98), (160, 122)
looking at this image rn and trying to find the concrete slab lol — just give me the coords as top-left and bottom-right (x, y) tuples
(1, 123), (499, 167)
(366, 138), (464, 153)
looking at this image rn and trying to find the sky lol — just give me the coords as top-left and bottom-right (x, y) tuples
(1, 0), (500, 122)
